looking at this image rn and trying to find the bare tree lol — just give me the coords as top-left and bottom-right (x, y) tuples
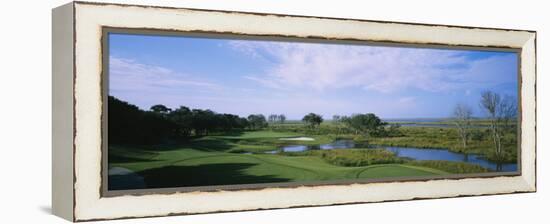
(452, 103), (473, 150)
(480, 91), (517, 160)
(480, 91), (502, 158)
(500, 95), (518, 131)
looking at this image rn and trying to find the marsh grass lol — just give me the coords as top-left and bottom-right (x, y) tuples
(281, 148), (405, 167)
(406, 160), (488, 173)
(368, 126), (517, 163)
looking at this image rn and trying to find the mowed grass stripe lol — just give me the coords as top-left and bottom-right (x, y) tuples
(172, 153), (323, 180)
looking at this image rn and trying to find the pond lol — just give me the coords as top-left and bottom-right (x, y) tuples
(278, 140), (517, 172)
(281, 139), (366, 152)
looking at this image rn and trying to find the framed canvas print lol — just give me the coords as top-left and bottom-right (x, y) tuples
(52, 1), (537, 222)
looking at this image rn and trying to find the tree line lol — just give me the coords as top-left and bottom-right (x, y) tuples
(109, 96), (268, 144)
(268, 114), (286, 123)
(302, 112), (399, 137)
(109, 95), (398, 145)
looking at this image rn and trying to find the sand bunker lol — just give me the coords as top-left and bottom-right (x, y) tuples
(279, 137), (315, 141)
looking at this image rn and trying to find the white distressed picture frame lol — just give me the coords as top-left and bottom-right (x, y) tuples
(52, 1), (536, 222)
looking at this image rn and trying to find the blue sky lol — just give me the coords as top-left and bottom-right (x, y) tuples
(109, 33), (518, 120)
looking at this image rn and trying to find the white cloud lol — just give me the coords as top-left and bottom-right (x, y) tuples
(108, 41), (517, 118)
(108, 56), (229, 110)
(228, 40), (516, 93)
(109, 56), (222, 92)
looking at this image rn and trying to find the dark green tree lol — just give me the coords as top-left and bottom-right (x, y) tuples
(150, 104), (172, 114)
(278, 114), (286, 123)
(268, 114), (278, 123)
(168, 106), (193, 137)
(344, 113), (386, 136)
(108, 96), (174, 144)
(302, 113), (323, 128)
(247, 114), (268, 130)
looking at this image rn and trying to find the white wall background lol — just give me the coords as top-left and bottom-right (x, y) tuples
(0, 0), (546, 223)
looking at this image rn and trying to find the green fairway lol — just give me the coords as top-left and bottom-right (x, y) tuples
(181, 131), (337, 154)
(108, 128), (500, 190)
(109, 145), (447, 189)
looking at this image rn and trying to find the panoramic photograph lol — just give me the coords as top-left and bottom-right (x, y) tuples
(107, 33), (519, 190)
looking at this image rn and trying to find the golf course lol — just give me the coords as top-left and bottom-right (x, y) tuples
(108, 98), (516, 191)
(109, 130), (452, 190)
